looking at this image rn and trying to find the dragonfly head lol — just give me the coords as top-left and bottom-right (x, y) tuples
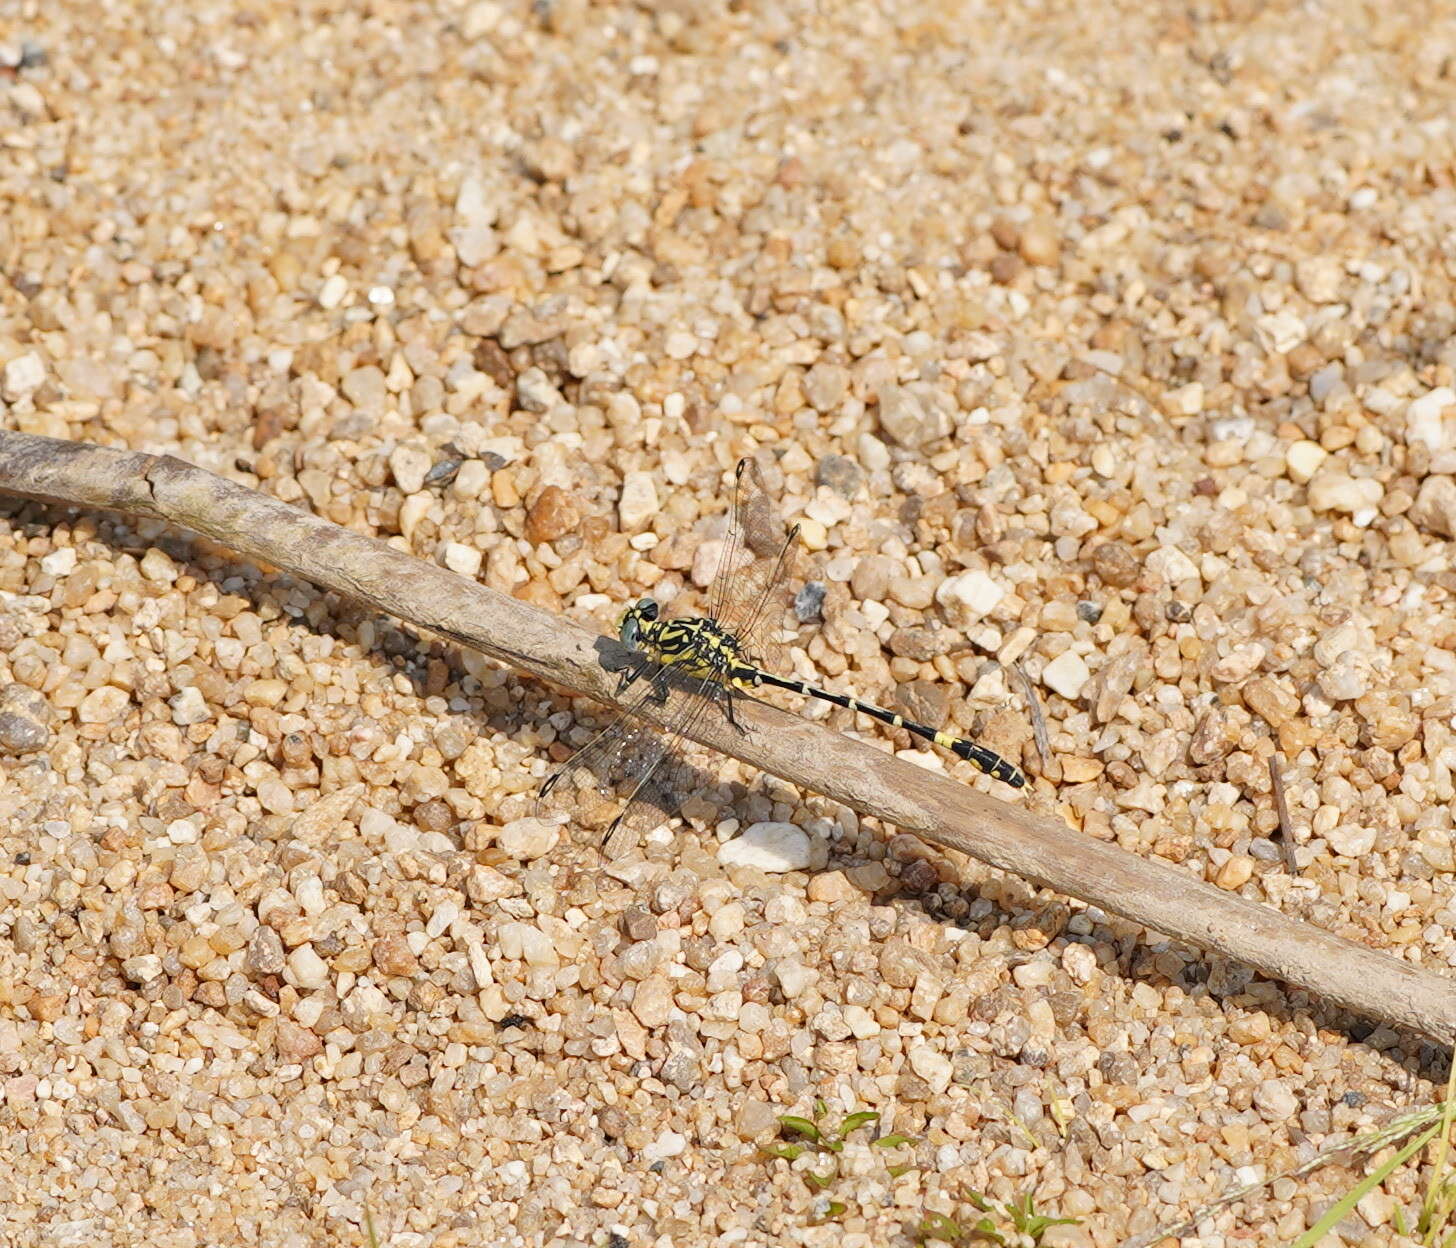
(619, 597), (659, 648)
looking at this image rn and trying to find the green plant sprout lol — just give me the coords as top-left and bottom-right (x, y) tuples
(918, 1187), (1079, 1245)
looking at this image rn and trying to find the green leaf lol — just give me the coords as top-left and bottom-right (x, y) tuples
(839, 1110), (880, 1136)
(821, 1138), (844, 1153)
(917, 1212), (962, 1242)
(968, 1215), (1005, 1244)
(1021, 1212), (1080, 1237)
(779, 1115), (821, 1142)
(872, 1133), (914, 1149)
(804, 1169), (835, 1190)
(959, 1188), (993, 1213)
(886, 1162), (914, 1178)
(760, 1143), (805, 1161)
(813, 1098), (829, 1119)
(823, 1200), (847, 1220)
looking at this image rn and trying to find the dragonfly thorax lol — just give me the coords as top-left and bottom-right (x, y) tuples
(624, 602), (746, 681)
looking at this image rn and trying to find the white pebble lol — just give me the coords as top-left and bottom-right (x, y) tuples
(1406, 387), (1455, 452)
(1285, 440), (1327, 484)
(642, 1130), (688, 1164)
(455, 172), (495, 227)
(497, 817), (559, 861)
(169, 686), (210, 726)
(122, 955), (164, 984)
(718, 822), (812, 872)
(1252, 1078), (1299, 1121)
(908, 1044), (954, 1094)
(1307, 471), (1383, 515)
(1041, 651), (1091, 700)
(618, 470), (659, 532)
(1255, 310), (1306, 355)
(774, 958), (818, 1000)
(664, 330), (698, 359)
(1211, 643), (1266, 683)
(442, 541), (482, 577)
(40, 547), (77, 576)
(317, 273), (349, 310)
(1318, 651), (1371, 702)
(287, 944), (330, 991)
(1144, 546), (1200, 586)
(453, 459), (490, 500)
(1325, 824), (1376, 857)
(398, 493), (431, 544)
(165, 818), (199, 845)
(2, 351), (45, 400)
(1170, 381), (1204, 416)
(294, 874), (326, 916)
(390, 444), (432, 495)
(935, 570), (1004, 622)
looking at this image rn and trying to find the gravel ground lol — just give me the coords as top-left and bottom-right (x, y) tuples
(3, 1), (1456, 1244)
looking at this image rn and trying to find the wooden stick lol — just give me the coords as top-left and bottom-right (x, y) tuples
(3, 430), (1453, 1046)
(1269, 752), (1301, 876)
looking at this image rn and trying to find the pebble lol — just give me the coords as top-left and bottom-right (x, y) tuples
(876, 384), (951, 448)
(1306, 471), (1383, 516)
(1317, 651), (1372, 701)
(815, 454), (864, 497)
(1041, 651), (1091, 700)
(443, 541), (483, 577)
(287, 945), (330, 991)
(390, 444), (433, 495)
(1284, 439), (1327, 483)
(342, 365), (387, 412)
(77, 685), (129, 724)
(631, 976), (673, 1028)
(0, 684), (51, 755)
(317, 273), (349, 309)
(40, 546), (77, 576)
(1405, 387), (1455, 452)
(718, 822), (812, 872)
(1252, 1080), (1299, 1123)
(525, 485), (582, 543)
(246, 927), (286, 976)
(1326, 825), (1377, 858)
(907, 1044), (954, 1094)
(804, 362), (849, 412)
(2, 351), (45, 400)
(618, 471), (659, 531)
(497, 817), (559, 860)
(1090, 541), (1140, 588)
(1410, 475), (1456, 538)
(935, 569), (1004, 622)
(793, 582), (826, 623)
(372, 934), (420, 977)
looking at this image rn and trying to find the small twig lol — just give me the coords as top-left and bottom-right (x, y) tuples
(1011, 659), (1051, 775)
(1268, 752), (1301, 875)
(3, 430), (1455, 1046)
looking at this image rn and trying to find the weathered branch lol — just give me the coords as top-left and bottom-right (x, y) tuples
(2, 429), (1452, 1046)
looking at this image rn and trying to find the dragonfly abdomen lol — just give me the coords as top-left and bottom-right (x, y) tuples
(747, 669), (1026, 788)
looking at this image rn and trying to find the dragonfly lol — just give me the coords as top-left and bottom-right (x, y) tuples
(538, 457), (1026, 857)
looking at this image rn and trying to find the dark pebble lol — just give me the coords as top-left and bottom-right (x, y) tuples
(793, 582), (826, 623)
(814, 454), (863, 498)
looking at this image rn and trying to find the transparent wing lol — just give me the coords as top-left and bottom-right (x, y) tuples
(710, 457), (800, 674)
(596, 671), (731, 858)
(537, 666), (731, 858)
(537, 677), (674, 837)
